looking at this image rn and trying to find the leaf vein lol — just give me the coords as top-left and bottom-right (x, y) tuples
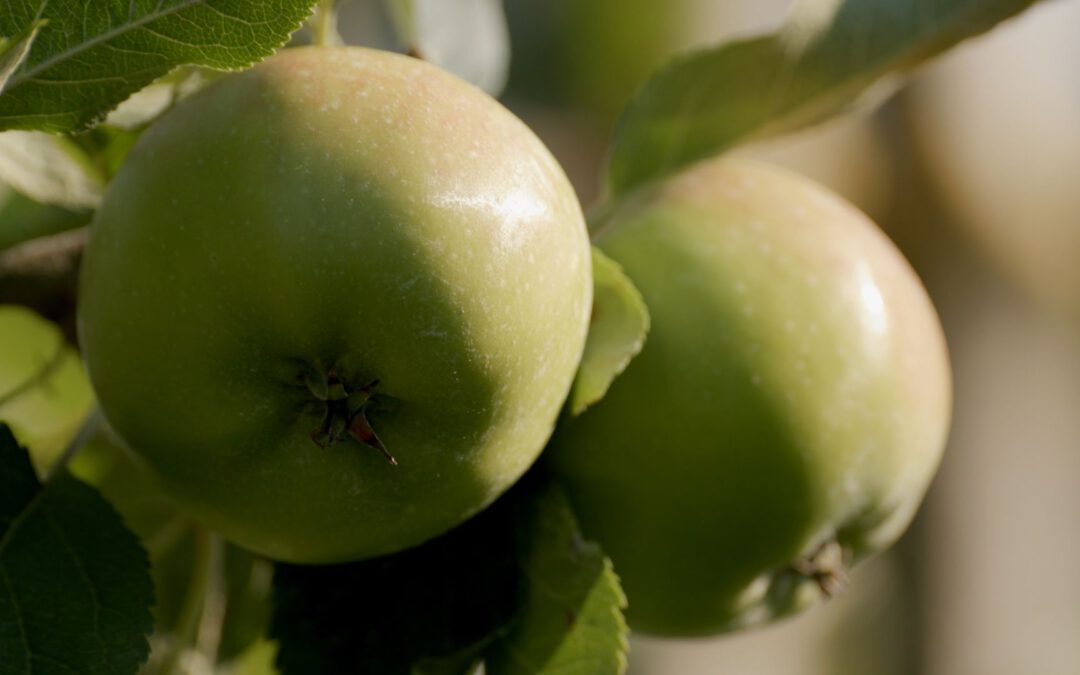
(10, 0), (204, 87)
(0, 559), (32, 674)
(44, 509), (108, 661)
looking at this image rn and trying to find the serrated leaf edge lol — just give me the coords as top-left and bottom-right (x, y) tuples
(0, 0), (319, 133)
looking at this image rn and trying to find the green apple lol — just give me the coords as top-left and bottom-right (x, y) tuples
(548, 158), (950, 636)
(78, 47), (592, 563)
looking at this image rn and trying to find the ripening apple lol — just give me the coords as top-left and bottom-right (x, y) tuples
(78, 47), (592, 563)
(547, 158), (950, 636)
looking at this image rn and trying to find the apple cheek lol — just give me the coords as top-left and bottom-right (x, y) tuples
(548, 158), (950, 636)
(79, 47), (592, 563)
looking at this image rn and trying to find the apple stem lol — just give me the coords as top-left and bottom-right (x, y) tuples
(311, 0), (344, 48)
(790, 539), (850, 598)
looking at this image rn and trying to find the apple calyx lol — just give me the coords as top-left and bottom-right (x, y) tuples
(788, 539), (850, 597)
(307, 367), (396, 465)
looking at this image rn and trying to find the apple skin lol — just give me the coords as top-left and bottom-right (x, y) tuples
(78, 47), (592, 563)
(547, 158), (950, 636)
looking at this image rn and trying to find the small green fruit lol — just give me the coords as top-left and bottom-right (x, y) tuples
(78, 47), (592, 563)
(548, 158), (950, 636)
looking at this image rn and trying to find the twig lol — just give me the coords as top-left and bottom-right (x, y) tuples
(0, 226), (89, 344)
(158, 526), (214, 675)
(189, 534), (227, 675)
(0, 226), (89, 277)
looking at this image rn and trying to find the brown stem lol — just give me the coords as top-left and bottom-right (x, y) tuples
(790, 539), (850, 598)
(0, 227), (89, 344)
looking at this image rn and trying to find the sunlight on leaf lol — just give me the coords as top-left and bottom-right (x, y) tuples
(0, 18), (45, 95)
(608, 0), (1042, 196)
(0, 1), (319, 133)
(568, 247), (650, 416)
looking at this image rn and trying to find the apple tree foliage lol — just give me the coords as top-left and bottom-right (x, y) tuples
(0, 0), (1045, 673)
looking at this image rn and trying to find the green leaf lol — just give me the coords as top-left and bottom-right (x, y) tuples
(65, 431), (197, 645)
(567, 246), (649, 416)
(0, 187), (86, 251)
(0, 19), (45, 95)
(0, 69), (198, 211)
(607, 0), (1041, 196)
(0, 0), (320, 133)
(270, 482), (523, 675)
(0, 424), (154, 674)
(0, 307), (95, 471)
(67, 433), (274, 671)
(485, 483), (628, 675)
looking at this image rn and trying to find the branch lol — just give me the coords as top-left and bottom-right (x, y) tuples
(0, 226), (89, 344)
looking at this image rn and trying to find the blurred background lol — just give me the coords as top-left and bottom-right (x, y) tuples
(2, 1), (1078, 673)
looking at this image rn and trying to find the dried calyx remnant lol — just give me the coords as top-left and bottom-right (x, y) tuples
(789, 539), (850, 597)
(306, 367), (396, 465)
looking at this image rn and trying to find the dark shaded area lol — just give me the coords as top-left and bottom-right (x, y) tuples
(218, 546), (275, 663)
(270, 475), (538, 675)
(0, 227), (87, 345)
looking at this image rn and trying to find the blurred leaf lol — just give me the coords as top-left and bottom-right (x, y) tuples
(0, 424), (154, 673)
(270, 480), (523, 675)
(0, 188), (86, 251)
(503, 0), (682, 123)
(388, 0), (510, 95)
(102, 83), (175, 131)
(0, 130), (104, 209)
(568, 247), (650, 416)
(0, 306), (94, 471)
(104, 66), (220, 132)
(0, 0), (320, 133)
(0, 19), (44, 95)
(87, 125), (144, 180)
(608, 0), (1041, 196)
(485, 483), (628, 675)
